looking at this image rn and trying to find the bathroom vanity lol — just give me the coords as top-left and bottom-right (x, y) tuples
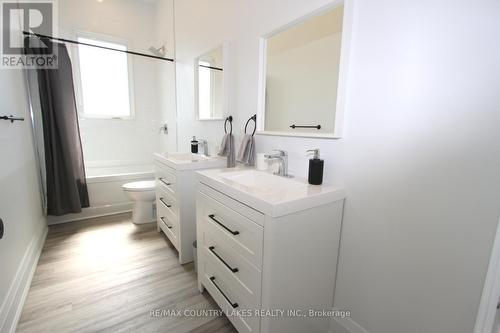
(154, 152), (225, 264)
(196, 168), (345, 333)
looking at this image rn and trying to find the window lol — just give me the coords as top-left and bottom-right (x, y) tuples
(76, 36), (133, 119)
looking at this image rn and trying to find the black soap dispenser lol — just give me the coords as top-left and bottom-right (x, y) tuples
(191, 136), (198, 154)
(307, 149), (324, 185)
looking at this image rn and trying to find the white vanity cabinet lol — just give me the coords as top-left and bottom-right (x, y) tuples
(154, 153), (225, 264)
(196, 168), (346, 333)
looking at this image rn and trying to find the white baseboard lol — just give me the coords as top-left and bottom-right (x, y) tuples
(330, 317), (370, 333)
(47, 202), (133, 225)
(0, 223), (48, 333)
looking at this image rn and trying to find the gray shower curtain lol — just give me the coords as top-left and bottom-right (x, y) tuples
(25, 38), (89, 216)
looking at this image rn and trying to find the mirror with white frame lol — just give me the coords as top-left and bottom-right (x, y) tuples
(257, 1), (351, 138)
(195, 45), (225, 120)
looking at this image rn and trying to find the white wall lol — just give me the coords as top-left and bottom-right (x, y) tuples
(0, 69), (47, 331)
(155, 0), (178, 153)
(59, 0), (176, 168)
(174, 0), (500, 332)
(174, 0), (239, 153)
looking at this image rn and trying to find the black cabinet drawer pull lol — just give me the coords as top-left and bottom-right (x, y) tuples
(159, 197), (172, 208)
(160, 217), (172, 229)
(208, 214), (239, 235)
(159, 178), (172, 186)
(209, 246), (239, 273)
(210, 276), (238, 308)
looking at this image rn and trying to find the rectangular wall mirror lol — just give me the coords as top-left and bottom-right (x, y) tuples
(195, 45), (226, 120)
(257, 1), (352, 139)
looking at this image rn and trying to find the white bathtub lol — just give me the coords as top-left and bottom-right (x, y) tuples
(48, 164), (155, 225)
(85, 164), (154, 178)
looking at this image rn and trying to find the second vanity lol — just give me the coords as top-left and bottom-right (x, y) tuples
(154, 152), (225, 264)
(196, 168), (345, 333)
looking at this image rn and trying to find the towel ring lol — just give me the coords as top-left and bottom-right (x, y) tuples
(224, 116), (233, 134)
(244, 114), (257, 136)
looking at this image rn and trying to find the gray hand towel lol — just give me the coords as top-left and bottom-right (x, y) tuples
(227, 134), (235, 168)
(217, 134), (229, 156)
(218, 133), (236, 168)
(237, 134), (255, 166)
(247, 136), (255, 166)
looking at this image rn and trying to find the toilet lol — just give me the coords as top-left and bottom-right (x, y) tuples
(122, 180), (156, 224)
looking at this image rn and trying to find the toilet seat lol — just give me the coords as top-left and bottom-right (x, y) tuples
(122, 180), (156, 192)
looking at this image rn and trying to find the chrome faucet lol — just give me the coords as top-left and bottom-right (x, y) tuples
(198, 139), (209, 156)
(264, 150), (292, 177)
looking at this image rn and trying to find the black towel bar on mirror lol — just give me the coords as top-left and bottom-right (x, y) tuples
(244, 114), (257, 136)
(224, 116), (233, 134)
(290, 124), (321, 130)
(1, 115), (25, 123)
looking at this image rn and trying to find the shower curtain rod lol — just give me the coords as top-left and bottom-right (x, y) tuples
(198, 64), (223, 71)
(22, 31), (174, 62)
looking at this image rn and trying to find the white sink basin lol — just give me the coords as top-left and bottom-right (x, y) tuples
(197, 168), (345, 217)
(220, 169), (306, 195)
(154, 152), (226, 171)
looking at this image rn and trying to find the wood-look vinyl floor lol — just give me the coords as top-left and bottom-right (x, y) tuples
(17, 213), (237, 333)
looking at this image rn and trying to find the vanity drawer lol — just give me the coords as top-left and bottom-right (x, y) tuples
(155, 165), (176, 195)
(156, 186), (178, 223)
(202, 227), (262, 306)
(199, 183), (265, 226)
(198, 191), (263, 269)
(157, 200), (179, 249)
(201, 256), (260, 333)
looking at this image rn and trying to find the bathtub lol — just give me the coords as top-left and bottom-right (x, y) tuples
(48, 164), (155, 224)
